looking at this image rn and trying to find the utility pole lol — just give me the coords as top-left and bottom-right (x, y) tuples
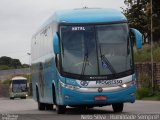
(27, 52), (31, 96)
(151, 0), (154, 91)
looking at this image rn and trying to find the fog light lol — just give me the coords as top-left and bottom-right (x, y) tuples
(64, 95), (69, 99)
(130, 93), (135, 96)
(122, 84), (127, 88)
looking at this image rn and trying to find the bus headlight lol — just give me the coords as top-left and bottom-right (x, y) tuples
(121, 84), (127, 88)
(60, 81), (80, 90)
(120, 80), (136, 88)
(26, 94), (28, 97)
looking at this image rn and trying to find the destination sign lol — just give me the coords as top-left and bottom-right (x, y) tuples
(72, 27), (85, 31)
(96, 80), (122, 85)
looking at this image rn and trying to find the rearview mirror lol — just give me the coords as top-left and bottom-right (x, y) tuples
(53, 33), (60, 54)
(130, 28), (142, 49)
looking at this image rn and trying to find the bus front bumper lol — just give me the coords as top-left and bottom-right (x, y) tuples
(59, 85), (136, 106)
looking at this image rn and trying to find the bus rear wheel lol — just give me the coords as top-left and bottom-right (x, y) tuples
(38, 102), (45, 110)
(36, 87), (45, 110)
(56, 105), (66, 114)
(10, 97), (14, 100)
(112, 103), (123, 113)
(46, 104), (53, 110)
(21, 97), (26, 99)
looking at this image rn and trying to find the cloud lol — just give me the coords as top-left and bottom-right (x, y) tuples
(0, 0), (124, 64)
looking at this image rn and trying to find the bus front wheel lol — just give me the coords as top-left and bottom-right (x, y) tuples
(56, 105), (66, 114)
(112, 103), (123, 113)
(52, 84), (66, 114)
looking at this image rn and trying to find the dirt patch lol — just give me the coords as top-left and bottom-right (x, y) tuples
(0, 84), (9, 97)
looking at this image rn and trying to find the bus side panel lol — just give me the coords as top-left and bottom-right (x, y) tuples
(31, 65), (36, 101)
(31, 21), (59, 104)
(43, 22), (59, 104)
(31, 63), (40, 101)
(42, 25), (54, 103)
(31, 36), (38, 101)
(43, 56), (58, 104)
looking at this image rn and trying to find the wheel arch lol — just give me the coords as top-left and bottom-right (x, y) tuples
(52, 82), (57, 105)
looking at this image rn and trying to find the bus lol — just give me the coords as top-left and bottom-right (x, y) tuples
(9, 76), (28, 99)
(31, 8), (142, 114)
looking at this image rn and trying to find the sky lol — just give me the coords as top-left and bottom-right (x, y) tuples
(0, 0), (125, 64)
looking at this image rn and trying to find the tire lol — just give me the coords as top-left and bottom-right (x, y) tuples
(112, 103), (124, 113)
(56, 105), (66, 114)
(77, 106), (87, 110)
(38, 101), (45, 110)
(36, 87), (45, 110)
(46, 104), (53, 110)
(86, 105), (94, 109)
(10, 97), (14, 100)
(52, 85), (66, 114)
(52, 84), (56, 105)
(21, 97), (26, 99)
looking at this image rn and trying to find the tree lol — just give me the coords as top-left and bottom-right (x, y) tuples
(12, 59), (21, 69)
(0, 56), (30, 70)
(22, 64), (30, 68)
(152, 0), (160, 42)
(0, 56), (22, 69)
(0, 56), (12, 67)
(123, 0), (160, 43)
(122, 0), (150, 43)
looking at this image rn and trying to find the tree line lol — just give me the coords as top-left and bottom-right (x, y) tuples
(0, 56), (29, 70)
(123, 0), (160, 43)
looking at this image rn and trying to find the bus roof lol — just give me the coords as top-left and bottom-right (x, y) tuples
(47, 8), (127, 24)
(11, 76), (27, 81)
(55, 8), (127, 23)
(35, 8), (127, 37)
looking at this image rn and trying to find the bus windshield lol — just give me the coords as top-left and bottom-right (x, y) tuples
(60, 23), (133, 77)
(12, 80), (27, 93)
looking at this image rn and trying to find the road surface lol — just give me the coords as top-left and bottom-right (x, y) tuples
(0, 98), (160, 120)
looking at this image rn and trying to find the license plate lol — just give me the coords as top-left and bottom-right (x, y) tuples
(94, 96), (107, 101)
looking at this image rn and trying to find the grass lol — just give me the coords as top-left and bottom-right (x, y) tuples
(134, 43), (160, 63)
(134, 42), (160, 101)
(1, 79), (11, 84)
(142, 95), (160, 101)
(136, 87), (160, 101)
(0, 65), (13, 70)
(0, 74), (31, 85)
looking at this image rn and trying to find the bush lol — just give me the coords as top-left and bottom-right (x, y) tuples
(134, 43), (160, 63)
(1, 79), (11, 85)
(0, 65), (12, 70)
(156, 93), (160, 100)
(136, 87), (151, 100)
(139, 73), (151, 88)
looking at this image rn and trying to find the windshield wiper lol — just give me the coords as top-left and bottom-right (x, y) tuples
(81, 53), (88, 76)
(81, 44), (89, 78)
(99, 44), (116, 74)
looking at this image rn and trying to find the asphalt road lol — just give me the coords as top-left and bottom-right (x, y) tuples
(0, 98), (160, 120)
